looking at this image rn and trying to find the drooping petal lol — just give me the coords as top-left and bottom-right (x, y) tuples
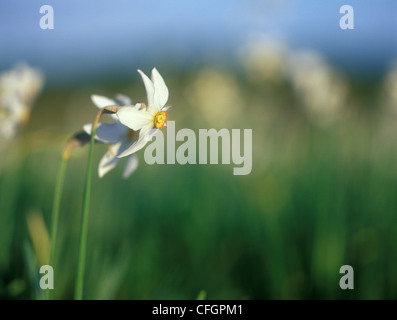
(98, 145), (121, 178)
(117, 139), (148, 158)
(151, 68), (169, 109)
(91, 94), (118, 120)
(122, 154), (139, 179)
(115, 93), (132, 106)
(117, 125), (153, 158)
(116, 137), (134, 156)
(83, 121), (126, 144)
(137, 69), (155, 110)
(143, 127), (160, 142)
(117, 106), (153, 131)
(91, 95), (117, 109)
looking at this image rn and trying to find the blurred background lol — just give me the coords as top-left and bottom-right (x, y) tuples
(0, 0), (396, 299)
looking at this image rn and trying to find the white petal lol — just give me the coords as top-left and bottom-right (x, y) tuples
(122, 154), (139, 179)
(91, 95), (117, 109)
(91, 94), (118, 120)
(144, 128), (160, 141)
(117, 125), (152, 158)
(83, 122), (126, 144)
(161, 106), (172, 112)
(117, 106), (153, 131)
(98, 147), (121, 178)
(137, 69), (155, 110)
(151, 68), (169, 109)
(117, 139), (148, 158)
(83, 123), (93, 135)
(115, 94), (132, 106)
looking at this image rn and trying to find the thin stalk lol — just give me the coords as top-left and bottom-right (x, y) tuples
(46, 141), (75, 300)
(74, 109), (104, 300)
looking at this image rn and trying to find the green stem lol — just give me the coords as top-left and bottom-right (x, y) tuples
(74, 110), (103, 300)
(46, 148), (69, 300)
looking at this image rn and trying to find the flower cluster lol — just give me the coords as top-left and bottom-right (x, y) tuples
(84, 68), (170, 178)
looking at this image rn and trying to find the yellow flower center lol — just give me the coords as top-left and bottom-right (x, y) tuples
(154, 111), (167, 129)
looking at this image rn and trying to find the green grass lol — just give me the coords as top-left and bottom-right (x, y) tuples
(0, 71), (396, 299)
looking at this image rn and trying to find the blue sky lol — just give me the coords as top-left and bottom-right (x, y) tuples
(0, 0), (395, 83)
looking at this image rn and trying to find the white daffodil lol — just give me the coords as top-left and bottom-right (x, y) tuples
(0, 63), (44, 139)
(116, 68), (171, 158)
(83, 94), (139, 178)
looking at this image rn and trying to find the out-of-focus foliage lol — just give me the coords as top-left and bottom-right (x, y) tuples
(0, 40), (396, 299)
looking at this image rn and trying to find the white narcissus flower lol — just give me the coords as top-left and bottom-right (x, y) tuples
(0, 63), (44, 139)
(116, 68), (171, 158)
(83, 94), (139, 179)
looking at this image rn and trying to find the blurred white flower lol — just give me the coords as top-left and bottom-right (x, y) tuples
(116, 68), (171, 157)
(186, 68), (242, 126)
(285, 50), (349, 126)
(240, 34), (288, 82)
(0, 63), (44, 138)
(84, 95), (139, 178)
(381, 60), (397, 116)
